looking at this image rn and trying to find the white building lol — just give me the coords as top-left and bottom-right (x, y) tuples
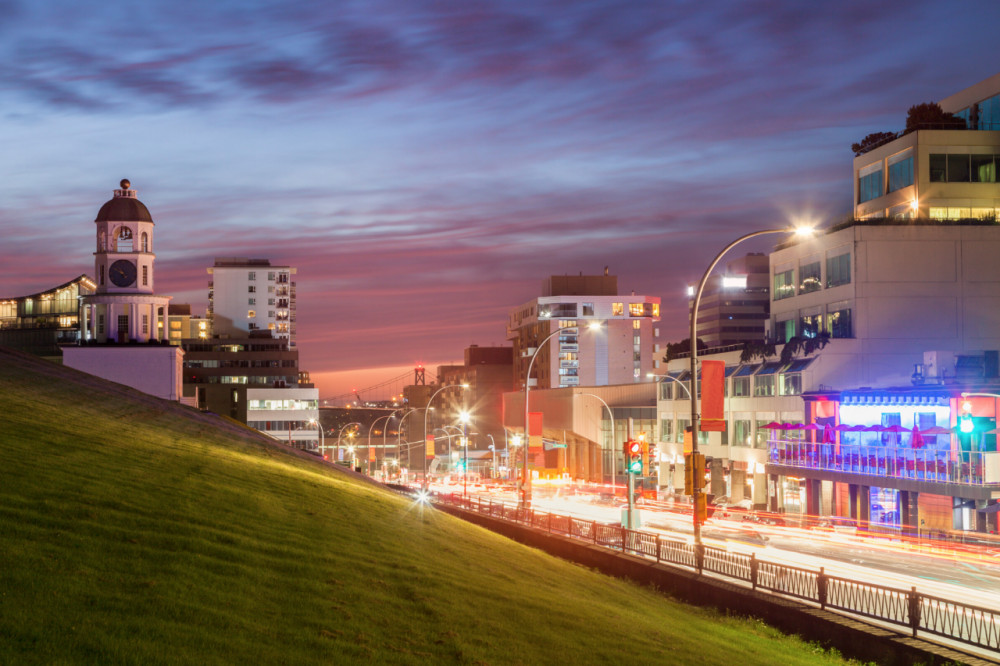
(507, 272), (660, 390)
(854, 74), (1000, 221)
(246, 387), (321, 450)
(208, 258), (296, 348)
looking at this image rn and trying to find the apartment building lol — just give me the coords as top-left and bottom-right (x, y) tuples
(208, 258), (297, 348)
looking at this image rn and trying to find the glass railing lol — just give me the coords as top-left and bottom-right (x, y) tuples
(768, 439), (998, 486)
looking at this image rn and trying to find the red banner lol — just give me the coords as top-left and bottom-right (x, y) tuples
(529, 412), (543, 436)
(700, 359), (726, 432)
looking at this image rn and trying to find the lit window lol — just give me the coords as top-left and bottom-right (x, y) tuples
(652, 303), (659, 317)
(612, 302), (624, 316)
(773, 269), (795, 300)
(170, 321), (181, 330)
(628, 303), (643, 316)
(248, 310), (256, 318)
(633, 320), (641, 330)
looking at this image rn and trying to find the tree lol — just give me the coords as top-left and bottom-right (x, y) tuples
(664, 337), (707, 362)
(905, 102), (965, 133)
(739, 334), (829, 365)
(851, 131), (897, 157)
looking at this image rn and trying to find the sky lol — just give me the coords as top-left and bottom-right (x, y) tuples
(2, 0), (999, 401)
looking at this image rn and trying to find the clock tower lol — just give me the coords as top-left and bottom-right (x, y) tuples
(81, 180), (171, 343)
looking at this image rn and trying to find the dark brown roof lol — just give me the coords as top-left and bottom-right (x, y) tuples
(95, 197), (153, 223)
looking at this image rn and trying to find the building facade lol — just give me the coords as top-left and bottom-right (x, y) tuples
(208, 258), (296, 348)
(689, 253), (769, 348)
(507, 272), (660, 390)
(854, 75), (1000, 221)
(0, 275), (95, 356)
(246, 388), (321, 450)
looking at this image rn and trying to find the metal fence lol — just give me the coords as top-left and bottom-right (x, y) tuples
(441, 494), (1000, 656)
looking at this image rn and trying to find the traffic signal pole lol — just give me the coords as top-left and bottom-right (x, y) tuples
(626, 417), (634, 530)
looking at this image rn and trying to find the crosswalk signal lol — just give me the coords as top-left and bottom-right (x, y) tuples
(626, 439), (643, 474)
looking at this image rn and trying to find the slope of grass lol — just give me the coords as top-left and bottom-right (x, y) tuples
(0, 349), (850, 665)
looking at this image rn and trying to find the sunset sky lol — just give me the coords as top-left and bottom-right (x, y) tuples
(2, 1), (999, 400)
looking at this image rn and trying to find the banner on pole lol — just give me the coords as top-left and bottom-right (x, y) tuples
(700, 359), (726, 432)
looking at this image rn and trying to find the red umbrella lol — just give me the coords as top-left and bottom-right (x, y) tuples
(883, 425), (907, 434)
(800, 424), (820, 431)
(833, 424), (854, 431)
(822, 426), (836, 444)
(920, 426), (953, 435)
(863, 424), (886, 432)
(761, 422), (784, 429)
(911, 425), (926, 449)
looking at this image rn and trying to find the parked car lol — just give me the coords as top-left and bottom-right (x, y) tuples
(816, 516), (859, 534)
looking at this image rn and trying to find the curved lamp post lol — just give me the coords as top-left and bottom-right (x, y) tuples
(521, 322), (601, 510)
(689, 226), (813, 546)
(422, 384), (470, 492)
(337, 422), (362, 465)
(367, 413), (396, 476)
(575, 392), (616, 497)
(395, 407), (422, 472)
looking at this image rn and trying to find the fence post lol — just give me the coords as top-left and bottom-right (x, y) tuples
(695, 543), (704, 574)
(817, 567), (827, 609)
(750, 553), (758, 590)
(621, 526), (627, 553)
(592, 520), (597, 544)
(655, 535), (661, 564)
(908, 586), (921, 638)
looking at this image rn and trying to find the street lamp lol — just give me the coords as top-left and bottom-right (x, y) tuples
(689, 226), (813, 546)
(521, 321), (602, 510)
(309, 418), (325, 457)
(337, 422), (361, 464)
(646, 372), (692, 399)
(458, 410), (471, 499)
(575, 392), (616, 497)
(367, 413), (395, 476)
(396, 407), (423, 473)
(422, 384), (470, 492)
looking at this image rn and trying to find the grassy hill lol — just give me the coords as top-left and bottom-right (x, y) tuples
(0, 348), (851, 665)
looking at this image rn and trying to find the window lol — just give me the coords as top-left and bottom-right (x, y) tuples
(733, 420), (752, 447)
(972, 154), (996, 183)
(929, 154), (947, 182)
(582, 303), (594, 316)
(248, 310), (256, 318)
(98, 314), (104, 334)
(827, 306), (852, 338)
(633, 320), (641, 330)
(826, 253), (850, 288)
(858, 169), (883, 203)
(659, 419), (673, 442)
(887, 156), (913, 192)
(629, 303), (643, 316)
(800, 314), (822, 338)
(612, 302), (624, 316)
(268, 310), (275, 318)
(779, 372), (802, 395)
(775, 319), (795, 344)
(141, 232), (149, 252)
(773, 269), (795, 300)
(754, 363), (782, 397)
(248, 285), (256, 293)
(142, 314), (149, 335)
(268, 298), (275, 305)
(248, 298), (256, 305)
(116, 226), (133, 252)
(170, 321), (181, 330)
(732, 377), (750, 397)
(142, 265), (148, 286)
(268, 272), (275, 281)
(659, 382), (673, 401)
(947, 154), (970, 182)
(799, 261), (821, 294)
(117, 315), (129, 340)
(100, 265), (105, 286)
(248, 272), (256, 280)
(754, 421), (771, 449)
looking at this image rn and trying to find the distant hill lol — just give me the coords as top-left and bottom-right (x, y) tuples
(0, 347), (845, 665)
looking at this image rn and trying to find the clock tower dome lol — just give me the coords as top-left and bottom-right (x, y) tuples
(81, 180), (171, 343)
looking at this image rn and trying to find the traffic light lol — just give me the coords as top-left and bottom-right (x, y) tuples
(683, 452), (706, 495)
(683, 454), (694, 494)
(959, 400), (975, 434)
(626, 439), (643, 474)
(638, 433), (649, 467)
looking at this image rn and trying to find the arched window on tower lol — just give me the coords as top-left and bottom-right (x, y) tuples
(116, 227), (133, 252)
(141, 232), (149, 252)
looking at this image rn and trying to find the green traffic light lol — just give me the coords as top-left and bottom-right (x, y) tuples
(960, 417), (975, 434)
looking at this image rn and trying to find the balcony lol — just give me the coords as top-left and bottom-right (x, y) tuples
(769, 439), (1000, 486)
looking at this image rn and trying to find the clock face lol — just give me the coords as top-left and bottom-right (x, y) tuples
(109, 259), (137, 287)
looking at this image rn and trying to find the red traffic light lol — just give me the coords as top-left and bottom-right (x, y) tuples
(626, 440), (642, 455)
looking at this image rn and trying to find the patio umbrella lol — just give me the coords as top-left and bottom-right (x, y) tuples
(863, 424), (886, 432)
(845, 425), (868, 432)
(911, 425), (926, 449)
(883, 425), (907, 433)
(783, 423), (805, 429)
(920, 426), (953, 435)
(833, 424), (854, 431)
(760, 422), (784, 429)
(800, 424), (819, 431)
(822, 426), (836, 444)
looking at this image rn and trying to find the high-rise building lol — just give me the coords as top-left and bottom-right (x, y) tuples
(688, 253), (769, 348)
(208, 258), (296, 348)
(507, 272), (660, 390)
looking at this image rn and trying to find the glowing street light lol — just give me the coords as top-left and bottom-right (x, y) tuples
(520, 321), (602, 510)
(689, 225), (814, 547)
(422, 383), (470, 492)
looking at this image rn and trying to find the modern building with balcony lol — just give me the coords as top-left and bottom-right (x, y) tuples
(507, 271), (660, 391)
(208, 258), (297, 349)
(853, 73), (1000, 221)
(0, 275), (96, 356)
(246, 387), (321, 450)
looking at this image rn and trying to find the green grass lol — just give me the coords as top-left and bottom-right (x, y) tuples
(0, 348), (853, 665)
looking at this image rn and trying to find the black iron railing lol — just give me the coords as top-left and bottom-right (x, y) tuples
(442, 494), (1000, 655)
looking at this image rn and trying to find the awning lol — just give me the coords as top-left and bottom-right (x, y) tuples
(733, 364), (760, 377)
(978, 503), (1000, 514)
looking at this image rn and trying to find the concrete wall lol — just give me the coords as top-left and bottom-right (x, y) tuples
(63, 345), (184, 401)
